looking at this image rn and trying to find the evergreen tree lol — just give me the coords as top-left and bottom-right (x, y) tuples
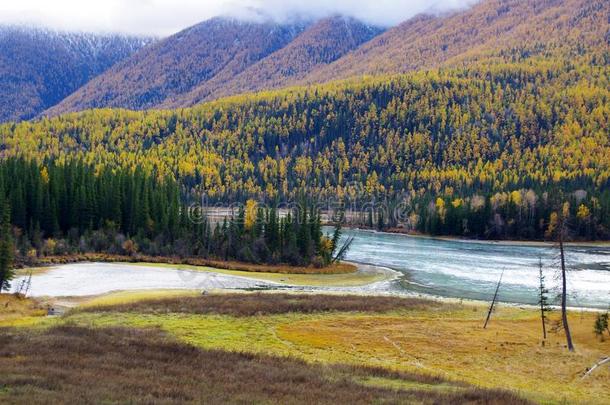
(537, 257), (551, 340)
(0, 197), (15, 292)
(593, 313), (608, 341)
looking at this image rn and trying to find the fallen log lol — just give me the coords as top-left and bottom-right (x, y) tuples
(582, 357), (610, 379)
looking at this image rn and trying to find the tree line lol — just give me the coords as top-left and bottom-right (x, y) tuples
(1, 53), (608, 240)
(0, 158), (346, 291)
(351, 186), (610, 240)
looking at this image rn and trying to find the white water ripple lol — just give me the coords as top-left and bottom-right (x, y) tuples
(340, 229), (610, 309)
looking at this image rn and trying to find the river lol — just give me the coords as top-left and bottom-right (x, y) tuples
(12, 229), (610, 309)
(340, 228), (610, 309)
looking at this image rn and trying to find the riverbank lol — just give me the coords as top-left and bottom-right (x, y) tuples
(336, 226), (610, 247)
(13, 258), (610, 311)
(16, 253), (356, 275)
(12, 261), (397, 298)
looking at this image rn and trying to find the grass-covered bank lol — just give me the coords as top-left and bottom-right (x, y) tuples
(0, 325), (530, 405)
(2, 292), (608, 404)
(18, 253), (357, 275)
(0, 294), (47, 327)
(71, 293), (610, 404)
(124, 261), (387, 287)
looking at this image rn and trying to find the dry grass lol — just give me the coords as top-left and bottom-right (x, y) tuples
(81, 293), (439, 317)
(73, 293), (610, 404)
(0, 325), (531, 404)
(275, 308), (610, 404)
(0, 294), (47, 327)
(22, 254), (356, 274)
(6, 292), (608, 403)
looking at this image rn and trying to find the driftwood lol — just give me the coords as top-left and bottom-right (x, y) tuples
(484, 269), (504, 329)
(582, 357), (610, 379)
(332, 236), (354, 263)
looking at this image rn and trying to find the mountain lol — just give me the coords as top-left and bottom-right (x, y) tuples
(302, 0), (609, 83)
(46, 18), (309, 116)
(2, 55), (609, 239)
(1, 0), (609, 241)
(162, 16), (383, 108)
(30, 0), (610, 117)
(46, 0), (610, 115)
(0, 26), (151, 122)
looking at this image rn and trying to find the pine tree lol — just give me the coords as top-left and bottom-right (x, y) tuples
(537, 257), (551, 340)
(0, 197), (15, 293)
(593, 313), (608, 341)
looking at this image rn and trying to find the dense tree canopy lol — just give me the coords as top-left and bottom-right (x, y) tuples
(1, 50), (609, 240)
(0, 158), (338, 267)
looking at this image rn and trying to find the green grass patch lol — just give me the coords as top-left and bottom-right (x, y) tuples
(78, 289), (202, 308)
(62, 302), (610, 405)
(65, 312), (311, 358)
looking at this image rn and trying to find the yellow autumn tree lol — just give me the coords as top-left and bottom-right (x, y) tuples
(244, 199), (258, 231)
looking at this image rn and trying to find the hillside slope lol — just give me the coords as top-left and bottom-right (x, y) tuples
(3, 52), (609, 238)
(0, 26), (151, 122)
(303, 0), (609, 82)
(46, 18), (308, 115)
(162, 16), (383, 107)
(44, 0), (608, 115)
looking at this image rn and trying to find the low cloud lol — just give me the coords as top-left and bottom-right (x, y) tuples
(0, 0), (478, 37)
(236, 0), (478, 26)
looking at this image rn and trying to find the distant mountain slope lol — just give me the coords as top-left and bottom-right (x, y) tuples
(40, 0), (609, 116)
(163, 16), (383, 108)
(2, 54), (609, 239)
(303, 0), (609, 83)
(47, 18), (308, 116)
(0, 26), (151, 122)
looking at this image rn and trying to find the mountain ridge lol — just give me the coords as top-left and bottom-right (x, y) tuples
(0, 25), (152, 122)
(44, 17), (311, 116)
(161, 16), (384, 108)
(7, 0), (610, 121)
(301, 0), (609, 83)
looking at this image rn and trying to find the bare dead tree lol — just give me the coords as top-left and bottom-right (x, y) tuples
(484, 269), (504, 329)
(559, 224), (574, 351)
(547, 204), (576, 352)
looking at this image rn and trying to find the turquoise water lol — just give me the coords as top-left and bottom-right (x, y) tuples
(339, 228), (610, 309)
(14, 229), (610, 309)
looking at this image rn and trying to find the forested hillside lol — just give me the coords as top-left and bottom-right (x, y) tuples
(162, 16), (383, 108)
(303, 0), (608, 83)
(3, 49), (609, 239)
(0, 26), (151, 122)
(45, 18), (310, 115)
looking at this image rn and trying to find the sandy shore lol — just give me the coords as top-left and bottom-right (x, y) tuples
(342, 227), (610, 247)
(27, 261), (604, 313)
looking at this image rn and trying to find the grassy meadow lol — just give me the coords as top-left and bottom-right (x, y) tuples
(0, 292), (608, 404)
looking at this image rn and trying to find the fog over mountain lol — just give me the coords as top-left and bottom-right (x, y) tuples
(0, 0), (478, 36)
